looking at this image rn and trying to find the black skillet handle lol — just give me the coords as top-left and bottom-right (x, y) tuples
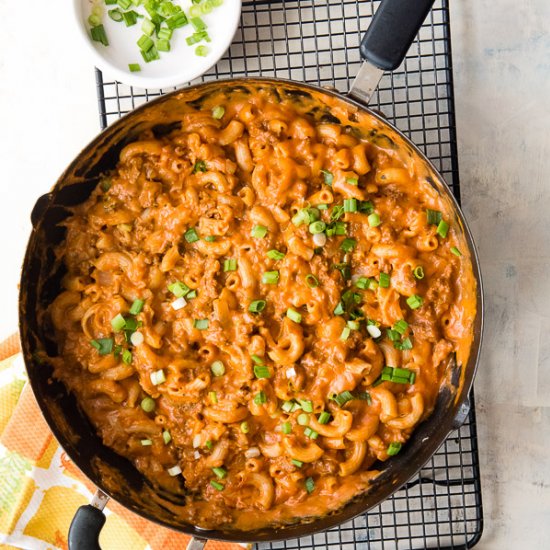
(68, 505), (106, 550)
(360, 0), (436, 70)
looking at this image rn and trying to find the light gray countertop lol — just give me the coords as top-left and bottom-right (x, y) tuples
(1, 0), (549, 547)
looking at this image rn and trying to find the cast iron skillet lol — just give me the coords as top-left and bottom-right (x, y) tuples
(18, 0), (483, 548)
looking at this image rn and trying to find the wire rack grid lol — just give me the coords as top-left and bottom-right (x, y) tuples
(94, 0), (483, 548)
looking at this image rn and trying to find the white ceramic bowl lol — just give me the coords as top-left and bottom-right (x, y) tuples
(73, 0), (241, 89)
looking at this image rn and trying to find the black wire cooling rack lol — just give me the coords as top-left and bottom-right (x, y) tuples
(94, 0), (483, 547)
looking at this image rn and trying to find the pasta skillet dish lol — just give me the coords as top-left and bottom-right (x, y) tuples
(47, 85), (476, 530)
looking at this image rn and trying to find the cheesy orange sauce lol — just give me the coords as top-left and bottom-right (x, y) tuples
(47, 84), (476, 531)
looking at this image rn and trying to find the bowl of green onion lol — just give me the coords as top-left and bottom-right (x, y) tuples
(74, 0), (242, 89)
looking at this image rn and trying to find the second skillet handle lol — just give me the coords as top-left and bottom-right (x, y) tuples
(360, 0), (436, 71)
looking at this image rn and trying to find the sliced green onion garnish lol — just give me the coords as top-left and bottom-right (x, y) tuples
(88, 14), (102, 26)
(111, 313), (126, 332)
(393, 320), (409, 335)
(122, 10), (139, 26)
(340, 238), (356, 253)
(406, 294), (424, 309)
(141, 438), (153, 446)
(286, 308), (302, 324)
(317, 204), (328, 210)
(211, 360), (225, 377)
(282, 401), (294, 413)
(309, 221), (326, 234)
(157, 39), (171, 52)
(359, 200), (374, 214)
(140, 397), (155, 412)
(162, 430), (172, 444)
(340, 326), (351, 341)
(321, 169), (333, 186)
(141, 18), (155, 35)
(168, 281), (190, 298)
(304, 427), (319, 440)
(318, 411), (331, 425)
(122, 349), (132, 364)
(108, 9), (123, 22)
(117, 0), (131, 9)
(210, 480), (224, 491)
(251, 354), (264, 365)
(249, 300), (266, 313)
(409, 371), (417, 384)
(251, 224), (268, 239)
(413, 266), (425, 280)
(437, 220), (449, 238)
(368, 212), (381, 227)
(262, 271), (279, 285)
(332, 390), (354, 407)
(297, 413), (309, 426)
(346, 177), (358, 186)
(212, 106), (225, 119)
(451, 246), (462, 257)
(426, 209), (442, 225)
(394, 337), (413, 351)
(254, 365), (271, 379)
(347, 320), (360, 331)
(333, 302), (345, 316)
(184, 227), (200, 243)
(330, 205), (345, 221)
(205, 440), (213, 450)
(166, 12), (188, 29)
(193, 160), (207, 173)
(90, 24), (109, 46)
(195, 45), (209, 57)
(267, 249), (285, 260)
(90, 338), (113, 355)
(186, 290), (197, 299)
(240, 421), (249, 434)
(254, 391), (267, 405)
(137, 34), (154, 52)
(223, 258), (237, 272)
(190, 16), (206, 30)
(387, 442), (402, 456)
(292, 458), (303, 467)
(386, 328), (400, 342)
(343, 198), (357, 213)
(305, 274), (319, 288)
(141, 45), (159, 62)
(150, 369), (166, 386)
(208, 391), (218, 404)
(379, 272), (391, 288)
(212, 467), (227, 479)
(281, 421), (292, 434)
(355, 277), (371, 290)
(204, 235), (216, 242)
(158, 27), (173, 40)
(194, 319), (209, 330)
(297, 400), (313, 413)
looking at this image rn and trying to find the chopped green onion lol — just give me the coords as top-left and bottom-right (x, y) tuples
(321, 169), (333, 186)
(281, 421), (292, 434)
(122, 349), (132, 364)
(168, 281), (190, 298)
(254, 365), (271, 379)
(298, 399), (313, 413)
(150, 369), (166, 386)
(204, 235), (216, 242)
(333, 390), (354, 407)
(251, 224), (268, 239)
(249, 300), (266, 313)
(205, 440), (213, 450)
(141, 18), (156, 35)
(123, 10), (139, 26)
(212, 106), (225, 119)
(340, 238), (356, 253)
(343, 198), (357, 213)
(393, 320), (409, 335)
(359, 200), (374, 214)
(292, 459), (303, 467)
(210, 480), (224, 491)
(111, 313), (126, 332)
(118, 0), (131, 9)
(240, 421), (249, 433)
(195, 45), (209, 57)
(346, 177), (358, 186)
(409, 371), (417, 384)
(137, 34), (154, 52)
(286, 308), (302, 324)
(413, 266), (425, 280)
(357, 391), (372, 404)
(386, 329), (401, 342)
(190, 16), (206, 30)
(254, 391), (267, 405)
(141, 438), (153, 446)
(393, 367), (411, 379)
(262, 271), (279, 285)
(211, 360), (225, 377)
(223, 258), (237, 272)
(317, 204), (328, 210)
(158, 27), (173, 40)
(306, 477), (315, 494)
(140, 397), (155, 412)
(379, 272), (391, 288)
(355, 277), (371, 290)
(208, 391), (218, 404)
(129, 299), (144, 315)
(267, 249), (285, 260)
(193, 160), (207, 173)
(426, 209), (442, 225)
(340, 326), (351, 341)
(333, 263), (351, 280)
(251, 354), (264, 365)
(297, 413), (309, 426)
(186, 290), (197, 299)
(212, 467), (227, 479)
(394, 337), (413, 351)
(162, 430), (171, 444)
(333, 302), (345, 316)
(157, 39), (171, 52)
(281, 401), (294, 413)
(318, 411), (331, 424)
(387, 442), (402, 456)
(330, 205), (345, 222)
(368, 212), (381, 227)
(305, 274), (319, 288)
(309, 221), (326, 234)
(90, 24), (109, 46)
(166, 12), (188, 29)
(90, 338), (113, 355)
(451, 246), (462, 257)
(108, 9), (123, 22)
(347, 320), (360, 331)
(184, 227), (200, 243)
(88, 14), (102, 26)
(193, 319), (209, 330)
(406, 294), (424, 310)
(304, 427), (319, 440)
(437, 220), (449, 238)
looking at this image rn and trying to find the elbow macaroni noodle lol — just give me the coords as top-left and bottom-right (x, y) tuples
(47, 85), (475, 531)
